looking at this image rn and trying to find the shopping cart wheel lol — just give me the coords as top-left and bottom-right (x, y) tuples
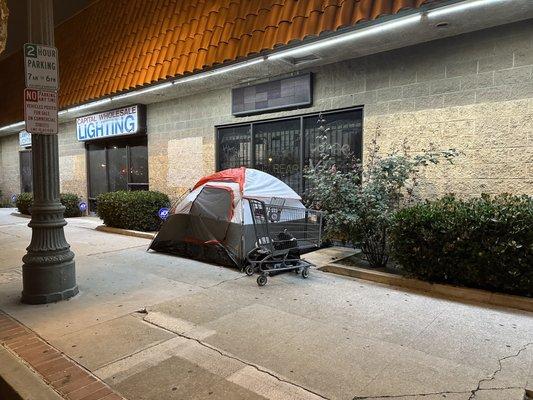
(302, 267), (310, 279)
(257, 275), (267, 286)
(244, 265), (254, 276)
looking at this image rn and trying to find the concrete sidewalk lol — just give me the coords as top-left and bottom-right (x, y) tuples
(0, 208), (532, 400)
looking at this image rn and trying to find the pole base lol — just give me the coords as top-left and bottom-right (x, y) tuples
(21, 285), (79, 305)
(21, 253), (78, 304)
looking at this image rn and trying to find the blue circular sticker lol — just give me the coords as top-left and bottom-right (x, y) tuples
(158, 207), (170, 220)
(11, 194), (17, 202)
(79, 202), (87, 212)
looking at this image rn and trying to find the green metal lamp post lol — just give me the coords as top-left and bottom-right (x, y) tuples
(21, 0), (78, 304)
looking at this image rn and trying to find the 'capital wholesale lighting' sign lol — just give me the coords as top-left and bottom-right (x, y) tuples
(76, 105), (146, 142)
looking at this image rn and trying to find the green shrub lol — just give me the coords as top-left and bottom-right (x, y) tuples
(15, 192), (83, 217)
(305, 125), (458, 268)
(16, 192), (33, 215)
(390, 194), (533, 297)
(97, 190), (170, 232)
(61, 193), (82, 217)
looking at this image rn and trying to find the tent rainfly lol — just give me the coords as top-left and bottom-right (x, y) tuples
(149, 167), (306, 267)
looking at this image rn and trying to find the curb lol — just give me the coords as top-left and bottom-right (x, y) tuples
(95, 225), (156, 239)
(0, 346), (63, 400)
(0, 312), (125, 400)
(320, 263), (533, 313)
(10, 212), (30, 219)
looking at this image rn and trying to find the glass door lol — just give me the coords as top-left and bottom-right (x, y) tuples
(87, 136), (148, 210)
(19, 150), (33, 193)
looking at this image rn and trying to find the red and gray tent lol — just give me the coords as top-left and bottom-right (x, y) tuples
(149, 167), (305, 267)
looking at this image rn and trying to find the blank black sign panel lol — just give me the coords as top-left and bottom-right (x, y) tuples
(232, 73), (312, 116)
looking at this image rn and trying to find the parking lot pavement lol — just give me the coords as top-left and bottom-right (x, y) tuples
(0, 208), (532, 400)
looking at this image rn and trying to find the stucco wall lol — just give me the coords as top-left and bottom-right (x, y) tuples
(57, 120), (86, 198)
(0, 20), (531, 201)
(0, 134), (19, 197)
(147, 20), (532, 199)
(0, 121), (86, 200)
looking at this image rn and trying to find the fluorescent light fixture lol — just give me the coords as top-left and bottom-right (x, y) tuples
(175, 58), (265, 84)
(0, 121), (25, 132)
(113, 81), (174, 101)
(427, 0), (505, 18)
(112, 58), (264, 100)
(268, 13), (422, 60)
(66, 97), (112, 113)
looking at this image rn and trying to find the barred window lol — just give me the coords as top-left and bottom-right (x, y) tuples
(216, 108), (362, 194)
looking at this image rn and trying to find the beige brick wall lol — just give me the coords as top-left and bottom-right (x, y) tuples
(365, 99), (532, 198)
(148, 20), (532, 200)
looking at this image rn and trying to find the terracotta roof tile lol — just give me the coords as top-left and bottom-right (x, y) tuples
(0, 0), (427, 126)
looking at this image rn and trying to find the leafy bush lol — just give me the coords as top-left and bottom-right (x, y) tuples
(15, 192), (83, 217)
(305, 120), (458, 268)
(16, 192), (33, 215)
(390, 194), (533, 297)
(61, 193), (82, 217)
(97, 190), (170, 232)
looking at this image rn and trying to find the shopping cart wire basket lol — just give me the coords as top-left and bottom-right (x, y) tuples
(246, 198), (323, 286)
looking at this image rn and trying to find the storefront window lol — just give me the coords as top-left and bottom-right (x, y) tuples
(303, 109), (362, 170)
(87, 136), (148, 210)
(254, 119), (301, 192)
(218, 125), (250, 170)
(216, 108), (362, 194)
(129, 143), (149, 190)
(19, 150), (33, 193)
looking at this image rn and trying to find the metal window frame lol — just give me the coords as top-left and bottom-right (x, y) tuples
(215, 106), (364, 192)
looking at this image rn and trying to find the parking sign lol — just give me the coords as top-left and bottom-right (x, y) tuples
(24, 43), (59, 90)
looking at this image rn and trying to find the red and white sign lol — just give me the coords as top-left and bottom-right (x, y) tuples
(24, 88), (58, 135)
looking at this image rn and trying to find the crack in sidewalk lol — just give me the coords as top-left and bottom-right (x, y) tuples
(142, 313), (330, 400)
(352, 386), (525, 399)
(352, 342), (533, 400)
(353, 389), (470, 399)
(86, 244), (148, 257)
(200, 274), (247, 289)
(467, 342), (533, 400)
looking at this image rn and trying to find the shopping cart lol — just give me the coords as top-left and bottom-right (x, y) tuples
(246, 198), (323, 286)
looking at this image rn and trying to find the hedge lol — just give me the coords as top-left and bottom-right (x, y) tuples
(15, 193), (83, 217)
(60, 193), (82, 217)
(390, 194), (533, 297)
(96, 190), (170, 232)
(15, 193), (33, 215)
